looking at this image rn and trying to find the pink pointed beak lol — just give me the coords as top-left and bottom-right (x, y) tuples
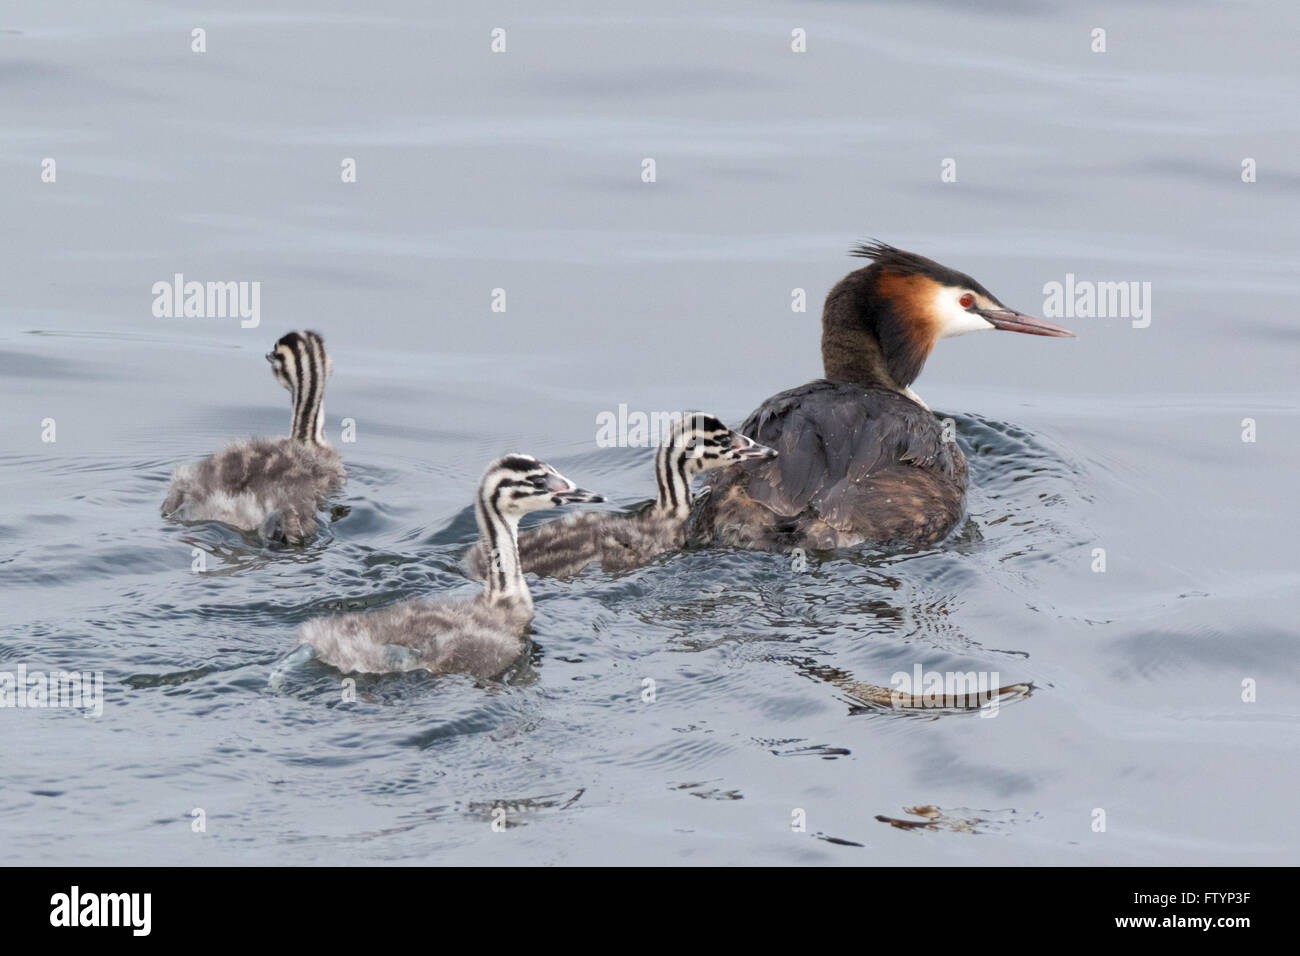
(977, 308), (1075, 337)
(730, 432), (778, 462)
(544, 470), (604, 505)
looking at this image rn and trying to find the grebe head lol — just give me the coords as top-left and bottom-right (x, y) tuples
(668, 413), (777, 477)
(266, 330), (331, 393)
(481, 455), (605, 518)
(265, 330), (333, 445)
(822, 241), (1073, 391)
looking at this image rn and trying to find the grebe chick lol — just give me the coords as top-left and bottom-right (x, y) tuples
(286, 456), (603, 679)
(465, 414), (775, 580)
(690, 242), (1074, 551)
(161, 330), (344, 544)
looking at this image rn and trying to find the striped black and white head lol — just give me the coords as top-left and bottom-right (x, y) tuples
(665, 413), (776, 478)
(266, 330), (332, 446)
(478, 455), (604, 523)
(654, 413), (776, 518)
(474, 456), (602, 604)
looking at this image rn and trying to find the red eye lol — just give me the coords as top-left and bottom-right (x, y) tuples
(959, 293), (975, 309)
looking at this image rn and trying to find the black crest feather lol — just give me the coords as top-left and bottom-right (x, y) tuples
(849, 240), (996, 300)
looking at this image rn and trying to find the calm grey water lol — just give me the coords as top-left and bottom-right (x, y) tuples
(2, 0), (1297, 865)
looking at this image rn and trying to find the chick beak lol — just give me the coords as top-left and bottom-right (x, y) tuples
(731, 433), (778, 462)
(554, 487), (604, 505)
(545, 472), (604, 505)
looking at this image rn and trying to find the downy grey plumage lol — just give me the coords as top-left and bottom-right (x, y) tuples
(290, 455), (603, 679)
(161, 330), (344, 543)
(465, 414), (775, 580)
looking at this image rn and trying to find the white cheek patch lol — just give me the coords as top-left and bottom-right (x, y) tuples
(933, 286), (995, 338)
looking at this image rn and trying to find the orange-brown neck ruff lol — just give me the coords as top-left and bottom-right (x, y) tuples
(821, 269), (938, 390)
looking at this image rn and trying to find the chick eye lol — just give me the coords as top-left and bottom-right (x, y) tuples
(959, 293), (975, 309)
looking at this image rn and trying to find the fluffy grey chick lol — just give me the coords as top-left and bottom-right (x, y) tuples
(284, 455), (603, 679)
(466, 413), (775, 580)
(161, 330), (344, 543)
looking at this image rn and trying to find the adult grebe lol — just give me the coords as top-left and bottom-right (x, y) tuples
(464, 413), (775, 580)
(689, 242), (1074, 551)
(161, 330), (344, 543)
